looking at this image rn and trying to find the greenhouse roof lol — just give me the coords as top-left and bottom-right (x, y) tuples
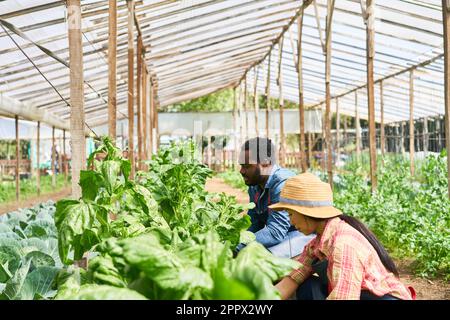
(0, 0), (446, 128)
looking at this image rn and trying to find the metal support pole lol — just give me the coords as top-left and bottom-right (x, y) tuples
(336, 98), (340, 168)
(137, 35), (143, 170)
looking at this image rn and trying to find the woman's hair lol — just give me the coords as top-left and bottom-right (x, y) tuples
(310, 214), (399, 277)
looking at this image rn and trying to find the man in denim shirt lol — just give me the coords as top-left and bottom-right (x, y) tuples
(237, 137), (314, 258)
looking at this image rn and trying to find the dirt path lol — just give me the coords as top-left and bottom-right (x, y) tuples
(205, 177), (450, 300)
(0, 187), (71, 215)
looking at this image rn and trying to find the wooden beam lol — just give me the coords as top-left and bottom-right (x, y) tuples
(442, 0), (450, 199)
(127, 0), (135, 178)
(297, 12), (307, 172)
(380, 80), (385, 157)
(253, 67), (260, 137)
(365, 0), (377, 191)
(277, 38), (286, 167)
(15, 115), (19, 202)
(137, 35), (143, 170)
(324, 0), (336, 187)
(108, 0), (117, 141)
(409, 69), (415, 176)
(52, 126), (56, 188)
(68, 0), (86, 199)
(236, 0), (314, 85)
(37, 121), (41, 196)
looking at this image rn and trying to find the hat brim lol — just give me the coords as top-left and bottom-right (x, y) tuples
(269, 202), (342, 219)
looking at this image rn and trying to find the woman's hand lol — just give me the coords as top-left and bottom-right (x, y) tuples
(275, 277), (299, 300)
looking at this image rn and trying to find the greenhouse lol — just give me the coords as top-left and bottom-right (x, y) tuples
(0, 0), (449, 302)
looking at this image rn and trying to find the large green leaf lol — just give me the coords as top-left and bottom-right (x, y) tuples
(55, 200), (101, 263)
(25, 251), (55, 269)
(79, 170), (103, 201)
(62, 284), (147, 300)
(101, 160), (122, 195)
(0, 245), (21, 282)
(21, 266), (60, 300)
(24, 220), (57, 238)
(2, 259), (31, 300)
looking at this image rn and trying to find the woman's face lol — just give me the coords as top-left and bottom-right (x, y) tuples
(287, 209), (315, 235)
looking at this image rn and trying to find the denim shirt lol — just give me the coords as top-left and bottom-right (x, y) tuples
(246, 165), (296, 248)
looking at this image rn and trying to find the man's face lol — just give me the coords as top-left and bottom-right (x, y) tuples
(239, 150), (268, 186)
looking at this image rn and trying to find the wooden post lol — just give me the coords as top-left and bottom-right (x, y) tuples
(265, 53), (271, 139)
(63, 129), (67, 182)
(149, 78), (154, 157)
(253, 67), (260, 137)
(380, 81), (385, 158)
(409, 69), (415, 176)
(336, 98), (340, 168)
(308, 132), (313, 167)
(15, 115), (19, 202)
(244, 77), (249, 140)
(343, 115), (347, 147)
(142, 67), (148, 163)
(355, 91), (361, 161)
(297, 13), (307, 172)
(108, 0), (117, 141)
(137, 35), (143, 170)
(277, 38), (286, 166)
(58, 133), (62, 185)
(238, 84), (244, 150)
(442, 0), (450, 198)
(322, 105), (326, 172)
(127, 0), (135, 178)
(52, 126), (56, 188)
(324, 0), (335, 187)
(37, 121), (40, 196)
(207, 136), (212, 168)
(365, 0), (377, 191)
(423, 117), (428, 156)
(68, 0), (86, 199)
(401, 121), (406, 156)
(233, 87), (238, 168)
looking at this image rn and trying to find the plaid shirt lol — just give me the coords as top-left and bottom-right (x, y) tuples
(289, 217), (412, 300)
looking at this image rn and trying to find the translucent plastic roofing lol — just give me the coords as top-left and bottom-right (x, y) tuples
(0, 0), (446, 128)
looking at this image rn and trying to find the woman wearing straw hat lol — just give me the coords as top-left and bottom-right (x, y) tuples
(270, 172), (415, 300)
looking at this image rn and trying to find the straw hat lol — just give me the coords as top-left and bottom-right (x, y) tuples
(269, 172), (342, 219)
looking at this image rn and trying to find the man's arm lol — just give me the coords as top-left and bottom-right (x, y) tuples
(253, 208), (291, 247)
(253, 179), (292, 247)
